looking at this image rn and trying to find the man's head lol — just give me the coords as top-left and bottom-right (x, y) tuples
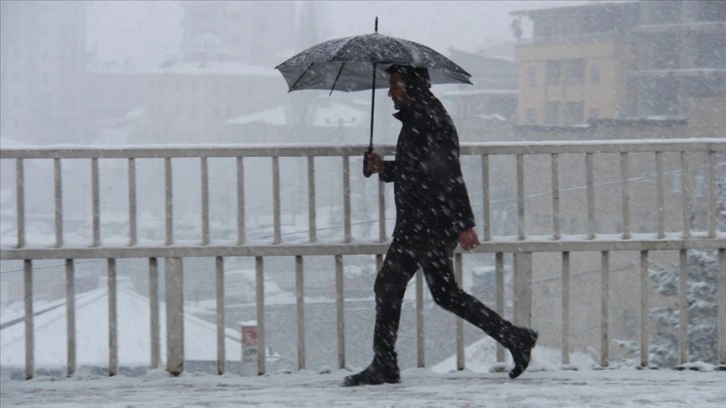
(385, 65), (431, 110)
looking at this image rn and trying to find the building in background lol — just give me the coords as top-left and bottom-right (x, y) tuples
(442, 46), (518, 142)
(0, 1), (88, 145)
(138, 33), (285, 144)
(181, 1), (299, 67)
(511, 1), (726, 132)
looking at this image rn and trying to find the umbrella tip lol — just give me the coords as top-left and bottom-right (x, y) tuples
(375, 17), (378, 33)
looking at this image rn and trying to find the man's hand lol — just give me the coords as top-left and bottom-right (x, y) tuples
(364, 151), (384, 175)
(458, 228), (480, 250)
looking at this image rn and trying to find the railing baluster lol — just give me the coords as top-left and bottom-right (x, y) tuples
(128, 158), (137, 246)
(416, 269), (425, 368)
(24, 259), (33, 380)
(495, 252), (505, 363)
(307, 157), (316, 243)
(343, 156), (351, 243)
(679, 249), (689, 365)
(335, 255), (345, 369)
(216, 256), (225, 375)
(482, 154), (491, 241)
(165, 158), (173, 246)
(295, 256), (306, 370)
(16, 158), (25, 248)
(272, 157), (281, 244)
(255, 256), (266, 375)
(600, 251), (609, 368)
(656, 151), (665, 239)
(640, 251), (649, 368)
(149, 257), (160, 370)
(378, 176), (386, 242)
(165, 257), (184, 376)
(455, 253), (464, 371)
(621, 152), (631, 239)
(92, 158), (101, 247)
(54, 158), (63, 247)
(681, 152), (691, 239)
(586, 153), (595, 239)
(718, 248), (726, 367)
(513, 253), (532, 327)
(551, 153), (560, 240)
(201, 157), (210, 245)
(236, 157), (245, 245)
(708, 151), (716, 239)
(66, 259), (76, 377)
(517, 154), (525, 240)
(108, 258), (118, 377)
(561, 251), (570, 366)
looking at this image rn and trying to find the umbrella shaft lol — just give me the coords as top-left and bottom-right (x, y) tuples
(369, 63), (377, 150)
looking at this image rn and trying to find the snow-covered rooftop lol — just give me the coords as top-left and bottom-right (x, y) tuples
(226, 103), (367, 128)
(147, 60), (279, 77)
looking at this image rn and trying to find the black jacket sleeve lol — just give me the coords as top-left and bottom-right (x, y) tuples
(380, 160), (396, 183)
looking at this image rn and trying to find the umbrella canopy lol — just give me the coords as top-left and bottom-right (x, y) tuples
(275, 19), (472, 176)
(275, 33), (472, 93)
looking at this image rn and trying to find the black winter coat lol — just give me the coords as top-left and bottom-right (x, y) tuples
(380, 93), (475, 248)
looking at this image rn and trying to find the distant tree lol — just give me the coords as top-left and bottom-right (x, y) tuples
(648, 179), (725, 367)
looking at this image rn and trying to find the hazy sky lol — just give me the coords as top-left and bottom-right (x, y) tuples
(86, 1), (587, 69)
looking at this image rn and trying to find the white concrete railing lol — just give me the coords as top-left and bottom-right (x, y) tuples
(1, 139), (725, 379)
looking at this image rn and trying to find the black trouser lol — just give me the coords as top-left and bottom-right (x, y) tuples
(372, 237), (515, 366)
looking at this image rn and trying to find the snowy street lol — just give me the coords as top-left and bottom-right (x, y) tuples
(2, 368), (724, 408)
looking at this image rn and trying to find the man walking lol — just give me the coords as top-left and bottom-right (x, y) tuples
(344, 65), (537, 386)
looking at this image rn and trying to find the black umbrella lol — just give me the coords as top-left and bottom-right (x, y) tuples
(275, 18), (472, 175)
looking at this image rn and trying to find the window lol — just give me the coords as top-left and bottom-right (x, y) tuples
(544, 101), (560, 125)
(563, 102), (584, 125)
(526, 108), (536, 125)
(175, 80), (182, 91)
(527, 66), (536, 86)
(546, 61), (561, 86)
(565, 59), (585, 85)
(591, 66), (601, 85)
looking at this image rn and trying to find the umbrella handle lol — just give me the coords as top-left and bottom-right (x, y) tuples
(362, 147), (373, 178)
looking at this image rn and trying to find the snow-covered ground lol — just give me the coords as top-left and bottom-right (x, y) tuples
(2, 367), (724, 407)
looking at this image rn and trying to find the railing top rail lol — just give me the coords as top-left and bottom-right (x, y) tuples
(2, 236), (724, 260)
(2, 138), (724, 159)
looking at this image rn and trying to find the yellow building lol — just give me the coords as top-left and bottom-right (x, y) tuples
(511, 1), (726, 127)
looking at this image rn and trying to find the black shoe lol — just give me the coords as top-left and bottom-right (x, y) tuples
(343, 364), (400, 386)
(508, 328), (538, 379)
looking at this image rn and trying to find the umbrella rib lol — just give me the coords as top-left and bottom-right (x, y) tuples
(287, 63), (315, 92)
(329, 62), (347, 95)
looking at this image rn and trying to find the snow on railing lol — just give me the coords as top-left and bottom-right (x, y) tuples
(1, 139), (725, 379)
